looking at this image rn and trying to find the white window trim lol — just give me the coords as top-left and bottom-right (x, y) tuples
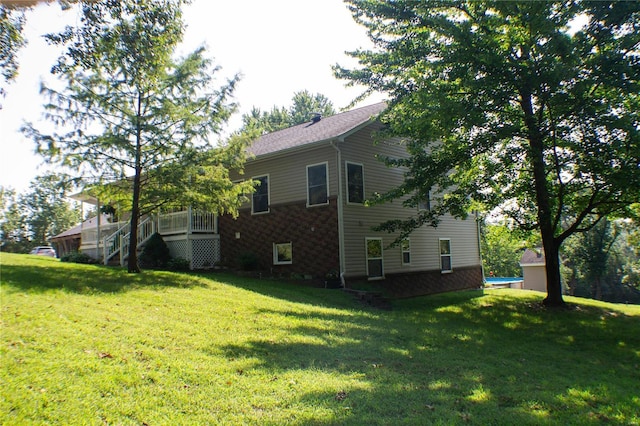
(401, 238), (411, 266)
(345, 161), (365, 205)
(439, 238), (453, 273)
(273, 242), (292, 265)
(306, 162), (329, 207)
(251, 174), (270, 215)
(366, 237), (384, 280)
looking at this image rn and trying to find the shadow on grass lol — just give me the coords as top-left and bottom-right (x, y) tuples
(195, 271), (362, 309)
(1, 255), (208, 294)
(214, 290), (640, 425)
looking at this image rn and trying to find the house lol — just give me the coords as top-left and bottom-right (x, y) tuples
(50, 214), (111, 258)
(63, 102), (483, 297)
(520, 248), (547, 292)
(219, 102), (483, 297)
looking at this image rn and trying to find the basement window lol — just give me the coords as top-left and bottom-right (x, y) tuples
(273, 242), (292, 265)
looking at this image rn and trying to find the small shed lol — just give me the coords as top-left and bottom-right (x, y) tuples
(520, 248), (547, 292)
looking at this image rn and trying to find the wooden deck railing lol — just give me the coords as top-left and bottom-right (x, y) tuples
(79, 209), (217, 265)
(157, 209), (217, 234)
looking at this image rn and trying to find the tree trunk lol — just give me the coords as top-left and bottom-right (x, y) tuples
(542, 238), (564, 306)
(520, 89), (565, 306)
(127, 92), (144, 274)
(127, 167), (141, 273)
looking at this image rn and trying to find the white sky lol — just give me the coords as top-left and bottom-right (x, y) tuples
(0, 0), (382, 193)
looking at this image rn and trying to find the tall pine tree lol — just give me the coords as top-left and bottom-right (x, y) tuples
(24, 0), (253, 272)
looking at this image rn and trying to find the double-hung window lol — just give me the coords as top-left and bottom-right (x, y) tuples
(307, 162), (328, 206)
(439, 238), (452, 273)
(366, 237), (384, 279)
(346, 162), (364, 204)
(418, 191), (431, 211)
(401, 238), (411, 265)
(252, 175), (269, 214)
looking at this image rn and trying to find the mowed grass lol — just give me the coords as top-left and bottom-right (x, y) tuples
(1, 253), (639, 425)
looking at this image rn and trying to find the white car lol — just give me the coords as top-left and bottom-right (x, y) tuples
(29, 246), (57, 257)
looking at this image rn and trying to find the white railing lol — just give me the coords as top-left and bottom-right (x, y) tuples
(158, 211), (189, 234)
(191, 211), (217, 233)
(80, 221), (127, 248)
(118, 216), (155, 266)
(78, 209), (217, 265)
(103, 222), (130, 265)
(157, 209), (216, 234)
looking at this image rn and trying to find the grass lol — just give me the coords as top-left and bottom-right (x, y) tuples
(1, 253), (639, 425)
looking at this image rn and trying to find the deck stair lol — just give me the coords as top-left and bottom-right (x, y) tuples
(103, 216), (155, 266)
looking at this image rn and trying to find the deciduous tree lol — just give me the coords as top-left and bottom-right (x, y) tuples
(336, 0), (640, 306)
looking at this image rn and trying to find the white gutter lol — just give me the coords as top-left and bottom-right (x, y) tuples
(331, 138), (347, 286)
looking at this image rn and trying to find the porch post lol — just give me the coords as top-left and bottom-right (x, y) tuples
(187, 206), (193, 269)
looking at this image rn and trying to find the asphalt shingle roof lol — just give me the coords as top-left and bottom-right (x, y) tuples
(248, 102), (387, 158)
(520, 248), (545, 265)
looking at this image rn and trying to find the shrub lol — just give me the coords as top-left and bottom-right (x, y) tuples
(60, 251), (95, 264)
(238, 252), (259, 271)
(167, 257), (190, 271)
(139, 233), (171, 268)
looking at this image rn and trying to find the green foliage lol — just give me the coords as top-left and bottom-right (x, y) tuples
(238, 251), (259, 271)
(60, 251), (95, 264)
(22, 0), (249, 272)
(240, 90), (336, 133)
(562, 218), (640, 303)
(481, 223), (526, 277)
(336, 1), (640, 306)
(166, 257), (190, 271)
(0, 186), (28, 253)
(139, 233), (170, 268)
(20, 174), (82, 245)
(0, 5), (26, 97)
(2, 253), (639, 424)
(0, 176), (81, 251)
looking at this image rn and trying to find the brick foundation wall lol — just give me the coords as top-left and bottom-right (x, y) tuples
(348, 265), (483, 298)
(219, 198), (340, 279)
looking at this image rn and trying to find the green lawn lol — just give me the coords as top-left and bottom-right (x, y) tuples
(1, 253), (639, 425)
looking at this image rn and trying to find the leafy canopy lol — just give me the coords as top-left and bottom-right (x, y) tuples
(336, 0), (640, 305)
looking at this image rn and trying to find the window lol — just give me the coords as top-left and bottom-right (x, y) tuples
(366, 238), (384, 279)
(401, 238), (411, 265)
(418, 192), (431, 211)
(252, 175), (269, 214)
(273, 242), (292, 265)
(346, 162), (364, 204)
(440, 238), (452, 273)
(307, 162), (328, 206)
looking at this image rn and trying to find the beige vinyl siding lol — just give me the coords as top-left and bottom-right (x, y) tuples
(232, 144), (338, 208)
(339, 125), (481, 278)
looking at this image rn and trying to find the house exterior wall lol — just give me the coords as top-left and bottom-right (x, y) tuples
(221, 144), (341, 278)
(219, 198), (340, 278)
(220, 121), (483, 296)
(338, 125), (482, 292)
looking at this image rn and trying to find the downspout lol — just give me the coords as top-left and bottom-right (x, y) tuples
(331, 138), (347, 287)
(476, 210), (485, 288)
